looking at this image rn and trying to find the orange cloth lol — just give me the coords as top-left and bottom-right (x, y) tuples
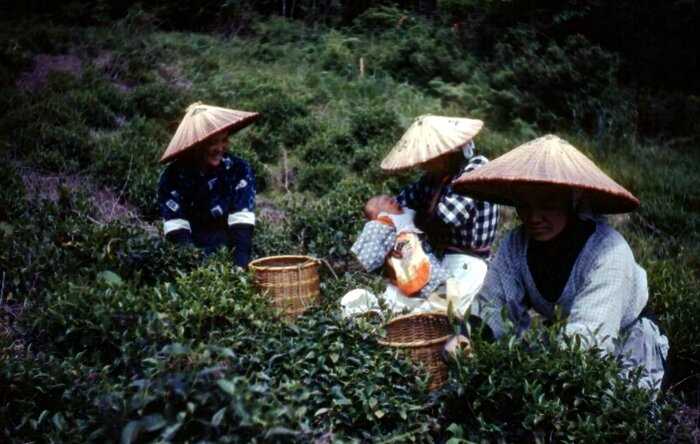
(376, 216), (432, 297)
(386, 232), (432, 296)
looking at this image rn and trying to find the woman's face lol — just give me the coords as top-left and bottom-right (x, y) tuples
(420, 151), (462, 177)
(516, 205), (569, 242)
(202, 132), (229, 170)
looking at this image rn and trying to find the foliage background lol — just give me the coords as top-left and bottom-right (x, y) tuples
(1, 1), (699, 442)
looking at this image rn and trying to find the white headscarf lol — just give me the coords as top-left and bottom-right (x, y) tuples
(461, 140), (475, 159)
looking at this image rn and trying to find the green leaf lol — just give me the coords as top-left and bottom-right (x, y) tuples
(211, 407), (226, 427)
(142, 414), (167, 432)
(97, 270), (124, 287)
(121, 420), (142, 444)
(51, 413), (66, 431)
(0, 222), (14, 236)
(265, 427), (298, 438)
(447, 423), (464, 437)
(217, 379), (236, 395)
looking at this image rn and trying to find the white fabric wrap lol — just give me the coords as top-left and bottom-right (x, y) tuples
(379, 208), (421, 234)
(378, 253), (486, 318)
(163, 218), (191, 234)
(228, 210), (255, 226)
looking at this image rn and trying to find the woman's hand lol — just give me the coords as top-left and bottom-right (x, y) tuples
(444, 334), (471, 358)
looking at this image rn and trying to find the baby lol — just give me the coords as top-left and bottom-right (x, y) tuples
(363, 194), (419, 235)
(353, 194), (446, 298)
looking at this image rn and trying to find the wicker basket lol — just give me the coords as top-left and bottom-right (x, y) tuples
(249, 255), (321, 319)
(378, 312), (453, 391)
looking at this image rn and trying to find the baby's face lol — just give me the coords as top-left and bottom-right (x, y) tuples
(374, 195), (402, 215)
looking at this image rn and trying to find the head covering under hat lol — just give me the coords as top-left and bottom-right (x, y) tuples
(159, 102), (260, 164)
(380, 115), (483, 172)
(451, 134), (640, 214)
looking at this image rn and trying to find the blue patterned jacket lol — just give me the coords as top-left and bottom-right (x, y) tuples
(158, 154), (255, 264)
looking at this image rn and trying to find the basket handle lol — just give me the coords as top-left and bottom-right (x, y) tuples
(318, 258), (338, 279)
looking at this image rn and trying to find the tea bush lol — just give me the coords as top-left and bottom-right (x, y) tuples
(645, 259), (700, 394)
(113, 315), (436, 442)
(4, 254), (438, 442)
(0, 351), (114, 443)
(234, 84), (314, 163)
(440, 324), (674, 442)
(0, 192), (200, 302)
(285, 177), (379, 264)
(27, 261), (263, 363)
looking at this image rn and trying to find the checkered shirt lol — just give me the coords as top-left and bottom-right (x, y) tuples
(397, 155), (500, 251)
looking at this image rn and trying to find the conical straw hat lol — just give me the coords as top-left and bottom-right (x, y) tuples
(159, 102), (260, 164)
(452, 134), (640, 214)
(381, 115), (484, 172)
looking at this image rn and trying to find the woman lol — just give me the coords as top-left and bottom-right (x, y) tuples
(453, 134), (669, 389)
(351, 115), (500, 316)
(158, 103), (259, 267)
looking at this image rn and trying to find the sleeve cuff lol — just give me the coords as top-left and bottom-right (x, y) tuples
(228, 210), (255, 226)
(164, 218), (191, 234)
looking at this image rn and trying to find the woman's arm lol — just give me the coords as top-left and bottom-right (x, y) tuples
(350, 221), (397, 272)
(472, 233), (529, 338)
(396, 175), (429, 211)
(226, 157), (256, 267)
(158, 168), (192, 245)
(563, 242), (641, 354)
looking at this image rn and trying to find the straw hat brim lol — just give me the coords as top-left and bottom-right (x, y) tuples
(159, 103), (260, 164)
(452, 177), (639, 214)
(452, 134), (640, 214)
(381, 115), (483, 172)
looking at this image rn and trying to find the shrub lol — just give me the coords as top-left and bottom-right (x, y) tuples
(488, 29), (625, 132)
(297, 163), (346, 195)
(0, 164), (25, 221)
(319, 30), (359, 76)
(0, 192), (200, 302)
(349, 104), (401, 145)
(440, 324), (673, 442)
(300, 127), (356, 166)
(285, 177), (379, 264)
(235, 84), (312, 162)
(127, 80), (192, 120)
(64, 88), (119, 129)
(113, 313), (435, 443)
(26, 260), (262, 363)
(356, 11), (470, 85)
(91, 116), (170, 216)
(645, 259), (700, 394)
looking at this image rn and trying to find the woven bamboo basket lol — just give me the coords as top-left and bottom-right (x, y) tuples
(378, 312), (454, 391)
(249, 255), (321, 319)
